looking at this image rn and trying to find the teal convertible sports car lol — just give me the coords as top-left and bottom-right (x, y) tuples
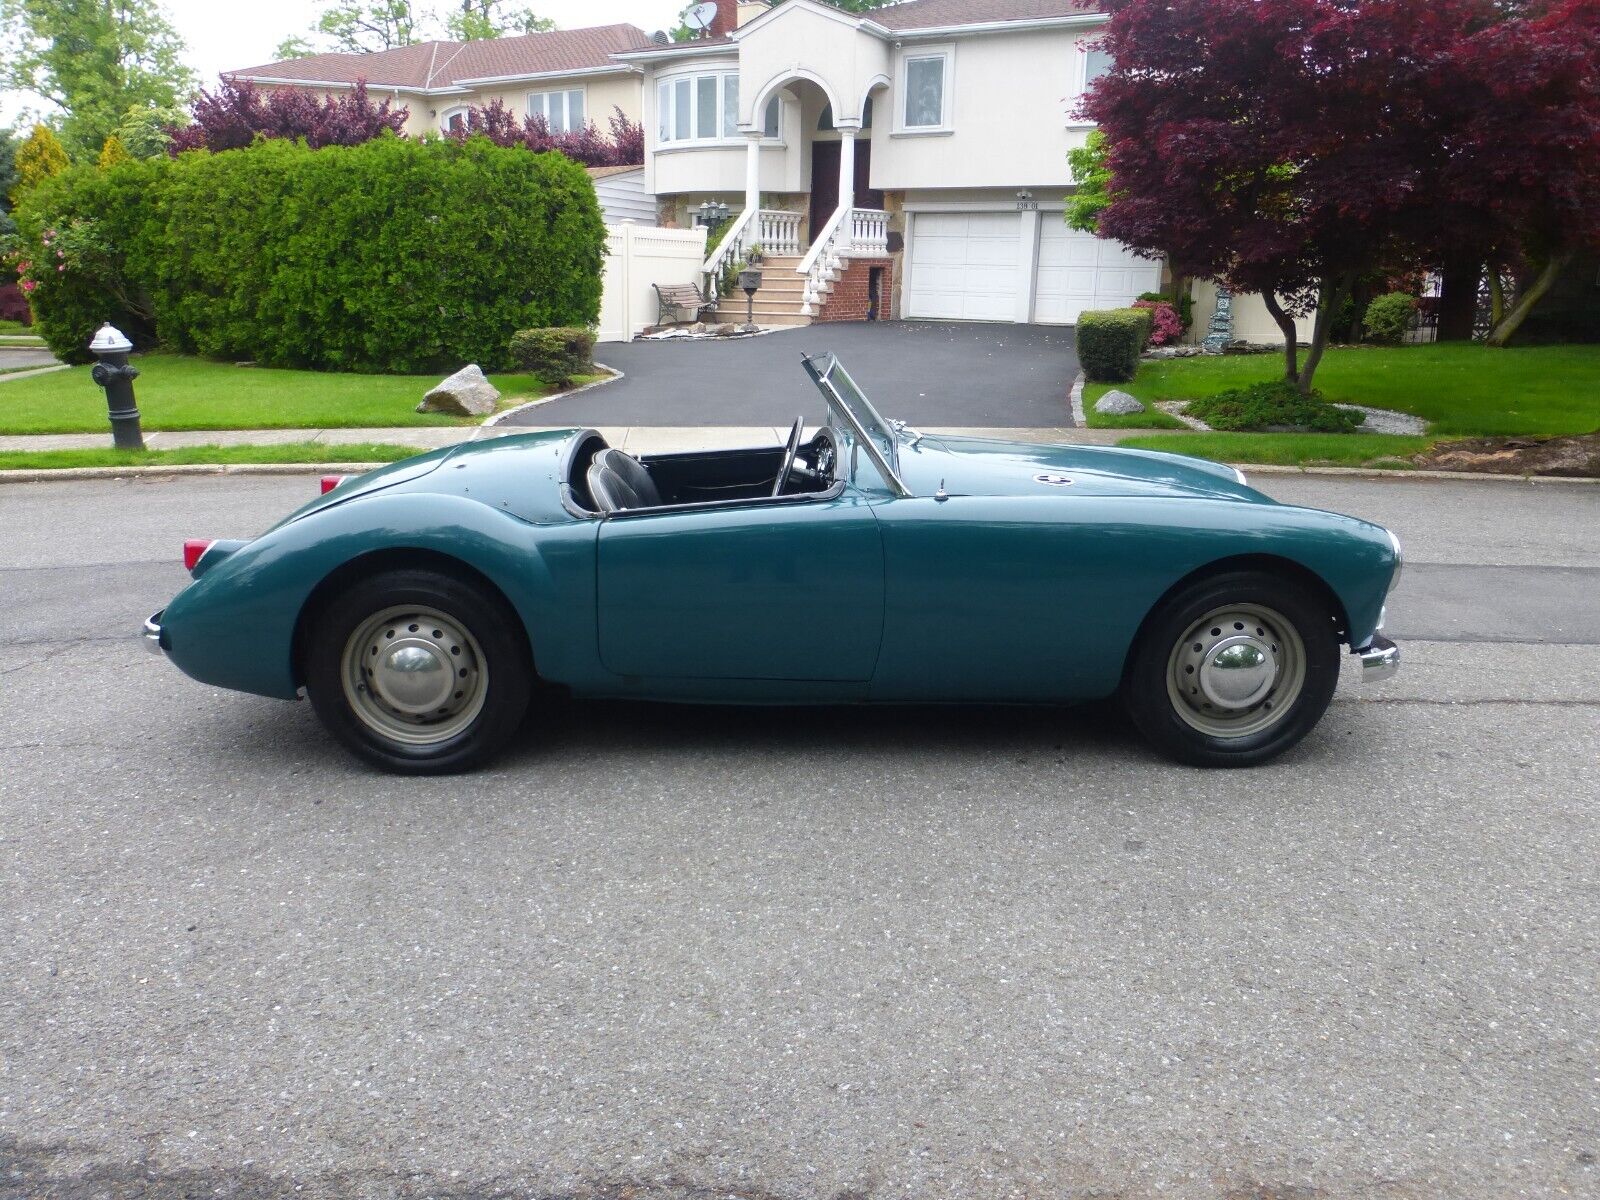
(146, 353), (1401, 773)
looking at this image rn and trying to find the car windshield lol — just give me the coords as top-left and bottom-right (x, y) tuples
(801, 353), (910, 497)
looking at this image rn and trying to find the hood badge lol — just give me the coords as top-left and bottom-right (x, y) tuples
(1034, 473), (1074, 486)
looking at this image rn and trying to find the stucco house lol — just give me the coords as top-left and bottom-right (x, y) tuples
(227, 0), (1300, 341)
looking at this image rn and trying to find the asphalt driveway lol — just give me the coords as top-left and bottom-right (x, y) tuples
(503, 320), (1080, 429)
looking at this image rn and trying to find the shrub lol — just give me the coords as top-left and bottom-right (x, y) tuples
(510, 326), (595, 387)
(15, 135), (607, 372)
(1132, 298), (1184, 346)
(1187, 381), (1364, 433)
(1139, 289), (1193, 330)
(1363, 291), (1417, 345)
(1077, 307), (1149, 382)
(167, 79), (408, 153)
(0, 279), (29, 324)
(11, 125), (69, 203)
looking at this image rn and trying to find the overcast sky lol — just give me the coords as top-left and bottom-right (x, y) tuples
(3, 1), (689, 126)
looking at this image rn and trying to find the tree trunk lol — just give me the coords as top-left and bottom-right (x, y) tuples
(1296, 274), (1353, 394)
(1437, 257), (1480, 342)
(1486, 252), (1570, 346)
(1489, 271), (1505, 330)
(1259, 291), (1300, 382)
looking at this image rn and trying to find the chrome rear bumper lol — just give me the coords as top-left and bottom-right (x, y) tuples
(143, 611), (165, 656)
(1356, 634), (1399, 682)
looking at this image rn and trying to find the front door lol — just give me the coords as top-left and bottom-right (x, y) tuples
(596, 494), (884, 680)
(808, 141), (881, 243)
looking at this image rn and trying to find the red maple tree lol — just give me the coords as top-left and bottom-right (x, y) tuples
(1078, 0), (1600, 386)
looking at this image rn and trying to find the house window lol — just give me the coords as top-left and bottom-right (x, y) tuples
(440, 106), (469, 134)
(656, 72), (778, 145)
(903, 53), (947, 128)
(529, 88), (584, 133)
(1082, 46), (1113, 91)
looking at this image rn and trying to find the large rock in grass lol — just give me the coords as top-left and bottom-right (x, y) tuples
(1094, 389), (1145, 416)
(418, 365), (499, 417)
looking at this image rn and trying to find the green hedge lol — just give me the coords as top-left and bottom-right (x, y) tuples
(1362, 292), (1417, 345)
(14, 135), (605, 373)
(510, 326), (595, 387)
(1077, 307), (1151, 382)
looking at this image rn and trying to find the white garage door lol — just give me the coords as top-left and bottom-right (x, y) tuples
(905, 212), (1022, 322)
(1033, 224), (1163, 325)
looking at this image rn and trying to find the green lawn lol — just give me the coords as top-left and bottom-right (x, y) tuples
(0, 442), (419, 471)
(0, 354), (590, 435)
(1100, 344), (1600, 436)
(1081, 384), (1187, 430)
(0, 320), (32, 335)
(1119, 432), (1434, 468)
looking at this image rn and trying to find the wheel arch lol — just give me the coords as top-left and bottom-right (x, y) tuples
(291, 547), (536, 688)
(1121, 553), (1350, 689)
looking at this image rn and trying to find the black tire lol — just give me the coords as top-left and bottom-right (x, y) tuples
(304, 568), (532, 774)
(1122, 569), (1339, 767)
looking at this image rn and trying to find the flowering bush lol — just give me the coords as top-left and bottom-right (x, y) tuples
(167, 80), (408, 153)
(1132, 298), (1184, 346)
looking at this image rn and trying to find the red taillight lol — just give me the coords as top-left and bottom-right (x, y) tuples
(320, 475), (347, 495)
(183, 539), (215, 572)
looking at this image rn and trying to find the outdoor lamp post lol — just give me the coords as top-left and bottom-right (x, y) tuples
(696, 200), (731, 232)
(737, 267), (762, 331)
(89, 323), (144, 451)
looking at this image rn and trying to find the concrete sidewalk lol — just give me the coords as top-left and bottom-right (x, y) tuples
(0, 423), (1130, 455)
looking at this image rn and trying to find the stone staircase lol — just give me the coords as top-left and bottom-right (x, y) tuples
(708, 255), (816, 327)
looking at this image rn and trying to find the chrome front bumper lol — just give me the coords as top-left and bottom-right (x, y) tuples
(1356, 634), (1400, 682)
(143, 610), (165, 656)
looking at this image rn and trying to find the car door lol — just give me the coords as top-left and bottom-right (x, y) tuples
(596, 492), (884, 681)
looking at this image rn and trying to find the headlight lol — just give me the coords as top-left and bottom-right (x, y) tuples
(1387, 530), (1403, 593)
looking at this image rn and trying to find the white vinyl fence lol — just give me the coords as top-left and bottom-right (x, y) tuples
(598, 222), (709, 343)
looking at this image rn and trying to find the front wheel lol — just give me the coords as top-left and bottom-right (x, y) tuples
(1123, 570), (1339, 767)
(304, 568), (532, 774)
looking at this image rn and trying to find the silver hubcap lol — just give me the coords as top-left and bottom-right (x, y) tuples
(341, 606), (488, 746)
(1166, 604), (1305, 739)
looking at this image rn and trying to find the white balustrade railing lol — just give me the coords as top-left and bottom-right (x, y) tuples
(795, 207), (892, 315)
(755, 209), (802, 256)
(848, 208), (889, 256)
(700, 206), (755, 298)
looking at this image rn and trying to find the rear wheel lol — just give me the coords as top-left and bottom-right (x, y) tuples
(304, 569), (531, 774)
(1123, 570), (1339, 767)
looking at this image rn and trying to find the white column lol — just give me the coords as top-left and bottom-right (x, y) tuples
(744, 133), (762, 216)
(838, 128), (856, 215)
(1016, 206), (1041, 324)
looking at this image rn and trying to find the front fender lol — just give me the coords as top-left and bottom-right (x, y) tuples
(159, 493), (597, 699)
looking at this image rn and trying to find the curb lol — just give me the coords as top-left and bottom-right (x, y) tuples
(1068, 371), (1086, 427)
(0, 363), (70, 384)
(477, 364), (623, 434)
(0, 462), (390, 485)
(1233, 463), (1600, 484)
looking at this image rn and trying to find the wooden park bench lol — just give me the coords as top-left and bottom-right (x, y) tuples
(653, 282), (717, 328)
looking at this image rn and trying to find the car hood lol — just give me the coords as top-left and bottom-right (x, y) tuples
(895, 433), (1270, 502)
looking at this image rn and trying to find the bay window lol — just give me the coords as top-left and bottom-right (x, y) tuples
(656, 72), (782, 145)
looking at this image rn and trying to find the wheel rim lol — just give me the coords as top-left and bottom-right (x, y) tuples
(1165, 603), (1306, 739)
(341, 605), (488, 747)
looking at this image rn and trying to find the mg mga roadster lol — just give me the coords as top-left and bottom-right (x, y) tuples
(145, 353), (1401, 773)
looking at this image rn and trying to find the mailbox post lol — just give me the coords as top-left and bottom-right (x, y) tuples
(89, 323), (144, 451)
(737, 267), (762, 333)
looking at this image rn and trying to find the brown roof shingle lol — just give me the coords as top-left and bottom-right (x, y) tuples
(870, 0), (1093, 30)
(227, 23), (655, 91)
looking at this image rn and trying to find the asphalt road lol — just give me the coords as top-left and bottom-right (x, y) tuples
(505, 321), (1082, 429)
(2, 472), (1598, 1200)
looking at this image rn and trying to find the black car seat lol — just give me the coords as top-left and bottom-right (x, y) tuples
(587, 449), (662, 512)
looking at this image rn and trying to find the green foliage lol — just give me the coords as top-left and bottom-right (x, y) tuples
(1362, 291), (1418, 345)
(11, 125), (69, 201)
(1186, 380), (1364, 433)
(445, 1), (553, 39)
(273, 35), (318, 59)
(116, 104), (185, 157)
(0, 0), (196, 157)
(1065, 129), (1112, 235)
(0, 127), (19, 226)
(510, 325), (595, 387)
(315, 0), (423, 51)
(97, 135), (133, 169)
(1077, 307), (1149, 382)
(15, 136), (607, 373)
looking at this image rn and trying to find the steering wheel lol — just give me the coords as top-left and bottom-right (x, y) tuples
(772, 415), (805, 497)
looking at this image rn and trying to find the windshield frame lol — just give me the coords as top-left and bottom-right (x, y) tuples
(801, 353), (912, 498)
